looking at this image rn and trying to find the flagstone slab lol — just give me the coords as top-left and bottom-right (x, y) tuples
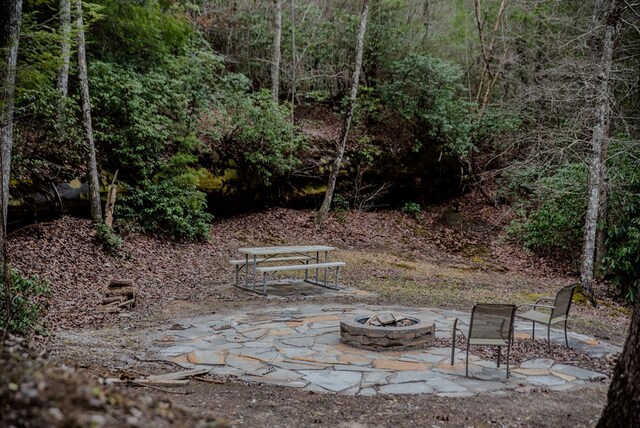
(270, 360), (326, 371)
(260, 368), (304, 382)
(182, 350), (227, 365)
(209, 365), (244, 377)
(398, 353), (446, 364)
(528, 375), (567, 386)
(161, 345), (201, 356)
(373, 359), (429, 371)
(239, 329), (269, 339)
(456, 379), (511, 392)
(358, 388), (377, 396)
(337, 354), (372, 366)
(314, 333), (342, 346)
(390, 370), (442, 383)
(379, 382), (434, 395)
(225, 354), (267, 372)
(550, 371), (577, 382)
(276, 347), (317, 359)
(520, 359), (555, 369)
(425, 378), (469, 393)
(300, 370), (362, 392)
(362, 371), (391, 386)
(511, 368), (551, 376)
(550, 364), (607, 380)
(280, 337), (315, 347)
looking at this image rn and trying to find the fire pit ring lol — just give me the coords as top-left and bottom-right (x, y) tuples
(340, 314), (435, 351)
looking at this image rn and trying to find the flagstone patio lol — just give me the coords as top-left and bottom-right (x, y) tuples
(149, 304), (620, 396)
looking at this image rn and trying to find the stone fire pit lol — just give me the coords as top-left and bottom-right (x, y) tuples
(340, 312), (435, 351)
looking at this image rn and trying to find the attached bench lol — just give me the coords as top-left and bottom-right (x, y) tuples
(255, 261), (346, 294)
(230, 256), (313, 286)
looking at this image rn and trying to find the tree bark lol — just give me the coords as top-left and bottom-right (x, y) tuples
(57, 0), (71, 99)
(597, 296), (640, 426)
(0, 0), (22, 337)
(580, 0), (619, 304)
(271, 0), (282, 104)
(56, 0), (71, 134)
(316, 0), (369, 224)
(75, 0), (102, 223)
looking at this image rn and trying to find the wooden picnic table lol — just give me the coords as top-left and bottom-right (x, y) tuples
(232, 245), (344, 294)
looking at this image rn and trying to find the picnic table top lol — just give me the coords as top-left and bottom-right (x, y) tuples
(238, 245), (336, 255)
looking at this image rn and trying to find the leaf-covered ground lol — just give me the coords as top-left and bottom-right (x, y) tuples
(5, 193), (631, 427)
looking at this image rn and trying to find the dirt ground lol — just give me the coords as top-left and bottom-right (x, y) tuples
(5, 198), (629, 427)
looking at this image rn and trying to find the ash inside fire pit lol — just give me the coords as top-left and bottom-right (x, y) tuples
(340, 312), (435, 351)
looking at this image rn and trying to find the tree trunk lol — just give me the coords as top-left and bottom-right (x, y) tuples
(56, 0), (71, 133)
(597, 296), (640, 426)
(316, 0), (369, 224)
(580, 0), (619, 304)
(0, 0), (22, 337)
(271, 0), (282, 104)
(75, 0), (102, 223)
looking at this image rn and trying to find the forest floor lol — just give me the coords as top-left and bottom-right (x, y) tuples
(3, 191), (631, 427)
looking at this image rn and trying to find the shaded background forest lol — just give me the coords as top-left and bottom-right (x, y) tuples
(5, 0), (640, 299)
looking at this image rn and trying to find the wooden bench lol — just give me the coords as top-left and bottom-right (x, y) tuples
(230, 256), (313, 286)
(255, 261), (346, 294)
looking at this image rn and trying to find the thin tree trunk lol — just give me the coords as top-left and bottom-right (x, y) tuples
(580, 0), (619, 304)
(271, 0), (282, 104)
(597, 296), (640, 426)
(0, 0), (22, 337)
(289, 0), (298, 123)
(56, 0), (71, 134)
(316, 0), (369, 224)
(75, 0), (102, 223)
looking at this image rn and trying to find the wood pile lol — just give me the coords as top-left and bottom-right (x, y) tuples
(97, 279), (136, 313)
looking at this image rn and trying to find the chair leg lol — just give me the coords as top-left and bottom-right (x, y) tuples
(547, 325), (551, 353)
(497, 346), (501, 368)
(506, 343), (511, 379)
(450, 329), (456, 366)
(532, 321), (536, 340)
(564, 320), (569, 347)
(465, 342), (470, 377)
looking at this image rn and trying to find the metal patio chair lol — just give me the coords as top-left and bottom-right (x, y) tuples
(451, 303), (517, 378)
(516, 284), (577, 353)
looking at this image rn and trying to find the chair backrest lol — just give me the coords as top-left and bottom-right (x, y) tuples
(551, 284), (577, 320)
(469, 304), (518, 341)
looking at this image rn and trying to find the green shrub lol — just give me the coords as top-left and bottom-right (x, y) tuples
(332, 194), (350, 211)
(382, 54), (476, 158)
(1, 269), (51, 336)
(208, 84), (305, 185)
(508, 163), (587, 253)
(96, 224), (125, 258)
(401, 202), (423, 220)
(601, 142), (640, 301)
(117, 180), (213, 241)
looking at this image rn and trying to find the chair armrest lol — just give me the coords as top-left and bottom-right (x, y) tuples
(518, 303), (555, 310)
(452, 318), (469, 334)
(535, 296), (554, 304)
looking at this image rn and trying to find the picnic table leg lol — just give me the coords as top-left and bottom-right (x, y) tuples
(304, 258), (309, 281)
(253, 255), (257, 290)
(263, 272), (267, 295)
(244, 254), (249, 287)
(335, 267), (340, 290)
(315, 251), (319, 283)
(323, 251), (328, 286)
